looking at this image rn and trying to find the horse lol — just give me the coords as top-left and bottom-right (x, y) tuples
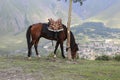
(26, 20), (79, 59)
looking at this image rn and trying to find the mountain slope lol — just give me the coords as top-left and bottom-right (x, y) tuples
(72, 22), (120, 39)
(85, 0), (120, 28)
(72, 0), (117, 19)
(1, 0), (120, 36)
(0, 0), (81, 35)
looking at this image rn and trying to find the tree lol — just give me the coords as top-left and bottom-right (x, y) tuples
(58, 0), (85, 59)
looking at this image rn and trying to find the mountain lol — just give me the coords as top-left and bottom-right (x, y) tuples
(1, 0), (120, 35)
(83, 0), (120, 28)
(66, 0), (119, 28)
(0, 0), (81, 35)
(72, 22), (120, 39)
(72, 0), (117, 19)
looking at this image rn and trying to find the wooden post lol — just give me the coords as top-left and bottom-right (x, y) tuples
(67, 0), (72, 60)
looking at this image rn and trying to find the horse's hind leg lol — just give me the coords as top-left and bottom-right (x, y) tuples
(34, 39), (41, 58)
(60, 42), (65, 58)
(28, 41), (34, 59)
(54, 41), (59, 58)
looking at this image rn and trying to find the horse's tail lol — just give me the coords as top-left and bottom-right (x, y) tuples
(26, 25), (32, 49)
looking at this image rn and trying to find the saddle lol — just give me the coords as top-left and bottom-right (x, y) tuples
(47, 18), (64, 32)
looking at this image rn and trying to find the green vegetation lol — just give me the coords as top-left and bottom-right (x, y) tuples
(0, 56), (120, 80)
(95, 55), (120, 62)
(95, 55), (111, 61)
(114, 55), (120, 61)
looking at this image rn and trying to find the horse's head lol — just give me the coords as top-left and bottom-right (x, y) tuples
(48, 18), (62, 30)
(71, 43), (79, 59)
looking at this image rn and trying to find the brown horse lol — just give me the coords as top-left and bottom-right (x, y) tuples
(26, 20), (78, 59)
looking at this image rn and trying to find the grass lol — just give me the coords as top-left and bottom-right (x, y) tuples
(0, 56), (120, 80)
(0, 32), (26, 54)
(0, 33), (120, 80)
(0, 31), (51, 56)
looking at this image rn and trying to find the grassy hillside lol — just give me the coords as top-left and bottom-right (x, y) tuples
(0, 56), (120, 80)
(0, 30), (50, 56)
(0, 31), (26, 55)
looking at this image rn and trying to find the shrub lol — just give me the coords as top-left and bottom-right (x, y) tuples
(114, 55), (120, 61)
(95, 55), (111, 61)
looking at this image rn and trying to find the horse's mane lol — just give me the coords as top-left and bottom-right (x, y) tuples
(70, 31), (77, 51)
(62, 24), (78, 52)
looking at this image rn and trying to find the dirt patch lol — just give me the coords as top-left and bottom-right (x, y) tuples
(0, 67), (35, 80)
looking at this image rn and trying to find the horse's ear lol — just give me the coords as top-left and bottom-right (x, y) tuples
(48, 18), (55, 23)
(48, 18), (52, 22)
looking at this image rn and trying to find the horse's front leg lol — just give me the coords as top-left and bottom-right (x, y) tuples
(54, 41), (59, 58)
(60, 42), (65, 58)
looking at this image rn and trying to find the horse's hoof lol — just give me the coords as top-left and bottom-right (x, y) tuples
(62, 55), (66, 59)
(37, 55), (41, 58)
(54, 55), (57, 58)
(28, 57), (31, 60)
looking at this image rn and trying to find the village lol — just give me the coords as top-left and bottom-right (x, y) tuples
(44, 39), (120, 60)
(78, 39), (120, 60)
